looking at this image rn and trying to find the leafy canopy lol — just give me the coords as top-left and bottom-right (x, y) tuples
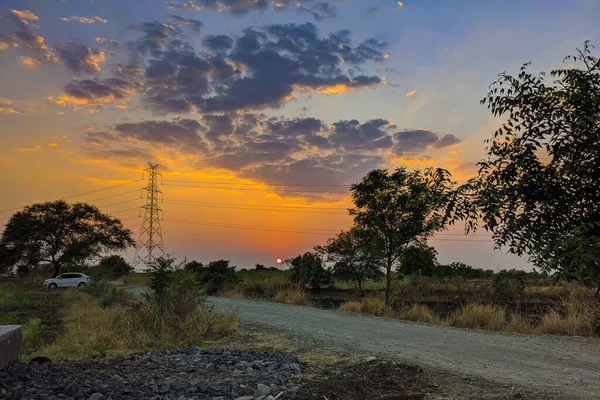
(463, 42), (600, 288)
(316, 228), (383, 290)
(350, 167), (456, 304)
(0, 200), (135, 277)
(287, 252), (332, 291)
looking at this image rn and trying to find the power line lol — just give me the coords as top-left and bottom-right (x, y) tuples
(163, 218), (496, 242)
(167, 219), (340, 232)
(162, 183), (349, 194)
(0, 180), (142, 214)
(162, 179), (351, 187)
(162, 200), (348, 215)
(86, 189), (143, 203)
(162, 199), (349, 211)
(97, 198), (142, 209)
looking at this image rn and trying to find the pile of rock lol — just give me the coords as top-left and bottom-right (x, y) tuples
(0, 347), (307, 400)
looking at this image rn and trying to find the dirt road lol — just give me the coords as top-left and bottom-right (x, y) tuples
(209, 296), (600, 399)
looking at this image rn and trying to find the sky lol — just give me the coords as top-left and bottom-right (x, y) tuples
(1, 0), (599, 270)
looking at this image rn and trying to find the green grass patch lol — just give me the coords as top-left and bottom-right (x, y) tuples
(0, 283), (65, 360)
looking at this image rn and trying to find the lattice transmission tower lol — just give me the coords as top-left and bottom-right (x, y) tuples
(133, 162), (165, 270)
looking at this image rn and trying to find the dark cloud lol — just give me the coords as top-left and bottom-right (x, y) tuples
(169, 15), (202, 31)
(185, 0), (269, 14)
(297, 2), (337, 20)
(329, 119), (393, 150)
(129, 22), (385, 114)
(393, 129), (462, 155)
(114, 119), (206, 151)
(87, 147), (155, 163)
(202, 35), (234, 53)
(55, 41), (105, 74)
(64, 78), (137, 102)
(432, 134), (462, 148)
(129, 21), (175, 55)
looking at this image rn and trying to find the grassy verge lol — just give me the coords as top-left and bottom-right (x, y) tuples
(0, 283), (64, 361)
(37, 283), (237, 361)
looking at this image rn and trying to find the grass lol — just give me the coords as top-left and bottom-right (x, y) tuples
(447, 304), (507, 331)
(38, 287), (237, 361)
(0, 283), (64, 360)
(401, 304), (440, 324)
(338, 297), (390, 317)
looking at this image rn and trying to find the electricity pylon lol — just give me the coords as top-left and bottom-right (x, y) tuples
(133, 162), (165, 270)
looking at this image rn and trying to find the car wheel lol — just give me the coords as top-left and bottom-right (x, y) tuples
(78, 282), (87, 288)
(48, 283), (57, 289)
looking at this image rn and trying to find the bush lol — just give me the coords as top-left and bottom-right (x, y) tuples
(84, 281), (118, 307)
(22, 317), (43, 354)
(288, 252), (332, 290)
(196, 259), (239, 295)
(493, 270), (525, 301)
(273, 288), (309, 305)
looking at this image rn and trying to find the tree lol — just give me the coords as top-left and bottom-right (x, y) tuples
(196, 259), (239, 294)
(0, 200), (135, 277)
(98, 255), (133, 279)
(400, 245), (438, 276)
(255, 263), (265, 270)
(287, 252), (332, 291)
(316, 228), (383, 290)
(464, 42), (600, 290)
(351, 167), (456, 305)
(184, 260), (204, 274)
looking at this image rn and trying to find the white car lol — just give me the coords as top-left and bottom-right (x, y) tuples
(44, 273), (89, 289)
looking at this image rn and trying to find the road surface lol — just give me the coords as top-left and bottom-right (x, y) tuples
(209, 296), (600, 399)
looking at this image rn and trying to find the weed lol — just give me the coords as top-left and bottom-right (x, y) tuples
(338, 297), (390, 317)
(447, 304), (507, 331)
(273, 288), (309, 305)
(401, 304), (439, 324)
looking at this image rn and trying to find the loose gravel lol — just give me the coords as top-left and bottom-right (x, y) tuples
(0, 347), (307, 400)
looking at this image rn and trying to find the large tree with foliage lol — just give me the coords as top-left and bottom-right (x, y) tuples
(195, 259), (239, 294)
(98, 255), (134, 279)
(316, 228), (383, 290)
(463, 42), (600, 291)
(400, 244), (438, 277)
(351, 167), (456, 305)
(0, 200), (135, 277)
(287, 252), (332, 291)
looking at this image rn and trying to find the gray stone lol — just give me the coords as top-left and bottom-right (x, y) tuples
(235, 397), (254, 400)
(289, 363), (301, 372)
(88, 394), (104, 400)
(246, 366), (255, 374)
(254, 383), (271, 397)
(110, 374), (123, 383)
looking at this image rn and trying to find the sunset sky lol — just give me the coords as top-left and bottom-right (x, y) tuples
(1, 0), (599, 270)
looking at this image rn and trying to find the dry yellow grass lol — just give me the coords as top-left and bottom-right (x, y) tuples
(273, 288), (310, 305)
(536, 298), (599, 336)
(401, 304), (439, 324)
(447, 304), (507, 331)
(338, 297), (390, 317)
(39, 289), (237, 361)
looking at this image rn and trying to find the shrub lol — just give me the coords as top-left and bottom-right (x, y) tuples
(22, 317), (43, 354)
(448, 304), (506, 331)
(493, 270), (525, 301)
(97, 255), (133, 280)
(288, 252), (332, 290)
(402, 304), (439, 324)
(84, 281), (118, 307)
(536, 293), (600, 337)
(338, 297), (389, 317)
(196, 259), (239, 295)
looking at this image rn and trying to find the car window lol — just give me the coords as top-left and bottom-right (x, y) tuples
(56, 275), (64, 279)
(63, 273), (76, 279)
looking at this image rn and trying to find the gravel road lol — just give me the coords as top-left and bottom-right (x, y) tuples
(209, 296), (600, 399)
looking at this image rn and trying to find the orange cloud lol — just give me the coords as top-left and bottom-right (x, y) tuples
(395, 156), (436, 166)
(11, 9), (39, 21)
(0, 42), (9, 50)
(0, 97), (13, 105)
(406, 89), (416, 97)
(19, 145), (41, 152)
(48, 143), (59, 147)
(19, 56), (41, 68)
(0, 107), (28, 116)
(398, 2), (404, 7)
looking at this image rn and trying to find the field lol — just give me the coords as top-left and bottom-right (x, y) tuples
(218, 269), (600, 337)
